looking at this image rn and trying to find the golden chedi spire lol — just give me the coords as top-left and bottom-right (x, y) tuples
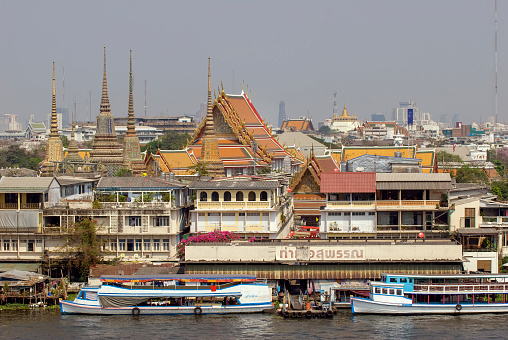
(65, 120), (83, 162)
(89, 46), (124, 174)
(40, 62), (64, 176)
(122, 50), (145, 175)
(200, 58), (224, 177)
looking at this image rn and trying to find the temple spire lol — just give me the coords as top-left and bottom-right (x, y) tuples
(204, 58), (214, 137)
(100, 46), (111, 113)
(126, 50), (136, 137)
(50, 62), (59, 137)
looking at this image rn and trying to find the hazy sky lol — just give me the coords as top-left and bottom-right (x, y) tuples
(0, 1), (505, 127)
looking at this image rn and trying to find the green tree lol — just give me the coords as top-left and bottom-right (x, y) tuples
(115, 168), (133, 177)
(436, 151), (463, 164)
(60, 135), (69, 148)
(455, 165), (488, 184)
(318, 125), (332, 135)
(142, 131), (191, 156)
(491, 181), (508, 201)
(188, 161), (209, 176)
(63, 218), (103, 281)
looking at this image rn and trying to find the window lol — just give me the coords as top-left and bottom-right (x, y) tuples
(110, 242), (117, 251)
(239, 212), (245, 217)
(162, 239), (170, 251)
(396, 289), (403, 296)
(236, 191), (244, 201)
(248, 191), (256, 201)
(27, 240), (35, 252)
(135, 239), (142, 251)
(389, 289), (395, 295)
(3, 240), (10, 251)
(224, 191), (232, 201)
(144, 240), (150, 251)
(353, 212), (366, 216)
(127, 239), (134, 251)
(260, 191), (268, 201)
(375, 287), (381, 294)
(119, 239), (126, 251)
(129, 217), (141, 227)
(329, 212), (342, 216)
(400, 278), (407, 283)
(155, 217), (169, 226)
(11, 241), (17, 251)
(153, 239), (160, 251)
(382, 288), (387, 295)
(211, 192), (219, 201)
(368, 212), (375, 216)
(200, 192), (208, 202)
(390, 278), (397, 282)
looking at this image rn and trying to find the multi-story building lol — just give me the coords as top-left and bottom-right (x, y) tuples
(188, 176), (293, 239)
(393, 101), (419, 126)
(0, 176), (191, 274)
(319, 172), (452, 238)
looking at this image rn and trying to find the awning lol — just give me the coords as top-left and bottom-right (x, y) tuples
(457, 228), (498, 236)
(377, 182), (452, 190)
(0, 263), (40, 273)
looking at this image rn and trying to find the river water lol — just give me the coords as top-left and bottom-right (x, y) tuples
(0, 309), (506, 339)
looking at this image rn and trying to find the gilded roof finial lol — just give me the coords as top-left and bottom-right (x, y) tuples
(221, 80), (223, 92)
(100, 46), (111, 113)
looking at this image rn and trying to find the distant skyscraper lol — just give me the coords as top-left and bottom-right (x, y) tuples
(371, 114), (385, 121)
(393, 101), (419, 125)
(57, 107), (69, 129)
(278, 101), (286, 128)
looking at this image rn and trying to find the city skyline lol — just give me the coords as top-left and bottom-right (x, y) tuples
(0, 1), (505, 127)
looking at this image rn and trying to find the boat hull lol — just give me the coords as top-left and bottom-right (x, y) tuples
(60, 300), (272, 315)
(351, 297), (508, 315)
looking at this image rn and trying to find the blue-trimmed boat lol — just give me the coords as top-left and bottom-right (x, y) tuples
(351, 273), (508, 314)
(60, 274), (273, 315)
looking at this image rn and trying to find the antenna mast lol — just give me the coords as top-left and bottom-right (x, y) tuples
(495, 0), (498, 124)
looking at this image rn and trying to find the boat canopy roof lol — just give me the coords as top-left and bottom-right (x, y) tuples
(100, 274), (257, 283)
(382, 273), (508, 280)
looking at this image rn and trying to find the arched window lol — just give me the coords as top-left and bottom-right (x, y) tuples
(236, 191), (244, 201)
(260, 191), (268, 201)
(200, 192), (207, 202)
(224, 191), (232, 201)
(211, 191), (219, 201)
(248, 191), (256, 201)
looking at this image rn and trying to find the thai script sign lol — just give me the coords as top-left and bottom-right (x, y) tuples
(276, 246), (365, 261)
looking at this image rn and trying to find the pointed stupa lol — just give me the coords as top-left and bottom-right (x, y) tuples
(65, 119), (83, 162)
(40, 62), (64, 176)
(89, 46), (124, 173)
(200, 58), (224, 177)
(122, 50), (146, 175)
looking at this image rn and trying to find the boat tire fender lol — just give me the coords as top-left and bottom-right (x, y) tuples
(132, 307), (140, 316)
(320, 311), (326, 318)
(326, 310), (333, 318)
(455, 304), (462, 311)
(282, 310), (290, 318)
(306, 310), (312, 318)
(291, 311), (297, 318)
(194, 307), (202, 315)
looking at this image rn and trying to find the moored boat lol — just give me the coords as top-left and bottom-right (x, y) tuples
(60, 274), (273, 315)
(351, 273), (508, 314)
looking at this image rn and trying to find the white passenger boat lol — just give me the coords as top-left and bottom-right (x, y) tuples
(351, 273), (508, 314)
(60, 274), (273, 315)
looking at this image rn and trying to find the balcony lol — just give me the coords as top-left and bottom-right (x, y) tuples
(197, 201), (271, 210)
(481, 216), (508, 225)
(0, 203), (41, 210)
(97, 202), (173, 210)
(376, 200), (441, 210)
(327, 201), (375, 209)
(201, 225), (266, 233)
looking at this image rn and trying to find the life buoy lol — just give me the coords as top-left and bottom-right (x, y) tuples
(282, 310), (290, 318)
(194, 306), (202, 315)
(132, 307), (140, 316)
(306, 310), (312, 318)
(455, 304), (462, 311)
(326, 310), (333, 318)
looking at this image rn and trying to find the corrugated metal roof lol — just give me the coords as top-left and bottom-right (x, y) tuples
(97, 177), (185, 191)
(376, 173), (452, 190)
(457, 227), (498, 235)
(0, 177), (54, 193)
(56, 176), (97, 186)
(321, 172), (376, 193)
(189, 179), (279, 189)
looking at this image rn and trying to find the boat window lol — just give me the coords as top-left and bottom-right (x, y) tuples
(389, 289), (395, 295)
(409, 279), (413, 283)
(375, 287), (381, 294)
(382, 288), (387, 295)
(381, 276), (386, 282)
(400, 278), (407, 283)
(390, 278), (397, 283)
(396, 289), (403, 296)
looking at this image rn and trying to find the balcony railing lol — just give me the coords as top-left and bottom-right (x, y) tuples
(202, 225), (266, 232)
(0, 203), (41, 210)
(327, 201), (375, 208)
(197, 201), (271, 210)
(98, 202), (173, 209)
(414, 283), (508, 294)
(325, 200), (441, 210)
